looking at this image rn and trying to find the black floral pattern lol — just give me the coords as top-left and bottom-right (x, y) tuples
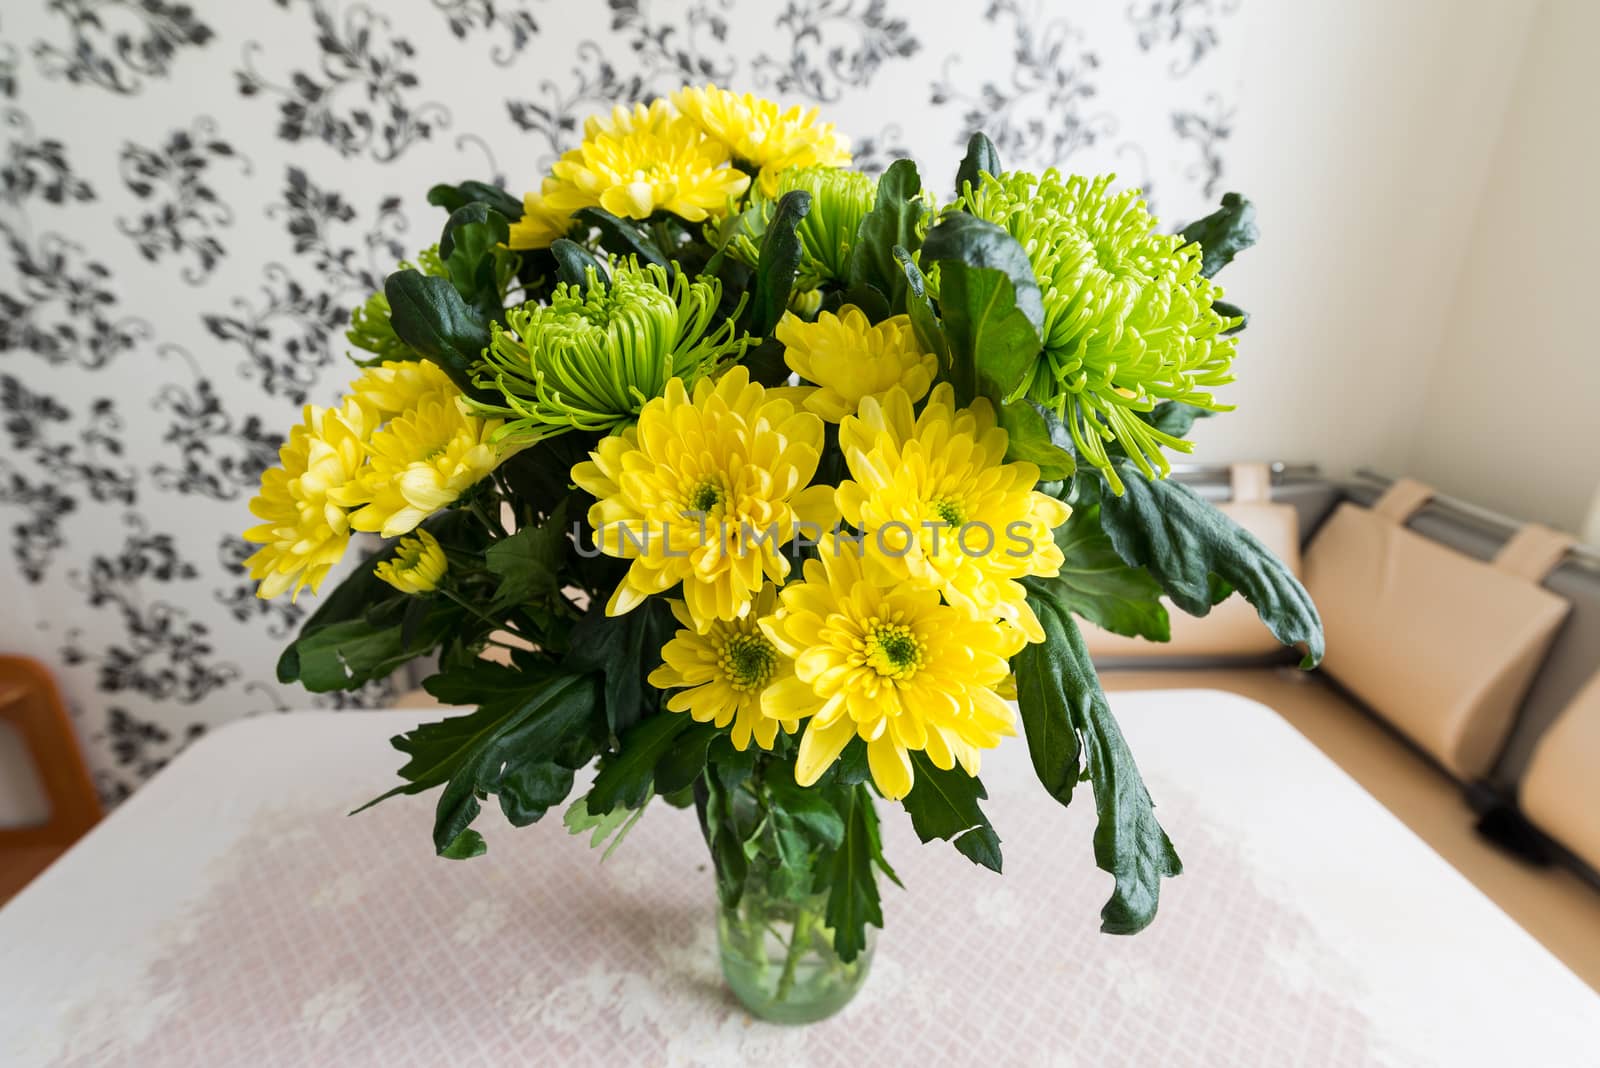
(272, 166), (406, 292)
(506, 42), (643, 165)
(0, 230), (153, 368)
(609, 0), (739, 86)
(61, 516), (241, 705)
(152, 367), (284, 501)
(118, 118), (249, 283)
(204, 265), (349, 405)
(237, 0), (451, 162)
(204, 167), (406, 404)
(2, 1), (1235, 803)
(1172, 92), (1232, 200)
(754, 0), (919, 101)
(932, 1), (1116, 170)
(2, 109), (96, 210)
(92, 706), (206, 802)
(214, 535), (305, 640)
(1128, 0), (1240, 76)
(432, 0), (542, 65)
(32, 0), (214, 94)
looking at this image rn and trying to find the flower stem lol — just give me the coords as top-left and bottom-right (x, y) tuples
(774, 907), (814, 1004)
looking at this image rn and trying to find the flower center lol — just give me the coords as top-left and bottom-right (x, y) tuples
(686, 479), (725, 515)
(863, 621), (924, 678)
(929, 496), (966, 527)
(720, 633), (777, 691)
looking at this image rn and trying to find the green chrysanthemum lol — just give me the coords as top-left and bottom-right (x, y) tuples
(472, 260), (750, 442)
(963, 170), (1241, 492)
(725, 165), (877, 289)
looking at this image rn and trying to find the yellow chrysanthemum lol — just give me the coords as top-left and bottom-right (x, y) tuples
(346, 358), (456, 418)
(543, 100), (750, 223)
(672, 84), (851, 196)
(647, 586), (801, 751)
(243, 398), (373, 601)
(570, 365), (836, 628)
(836, 383), (1073, 643)
(759, 538), (1024, 800)
(331, 394), (506, 539)
(374, 529), (448, 595)
(506, 182), (573, 250)
(776, 306), (937, 422)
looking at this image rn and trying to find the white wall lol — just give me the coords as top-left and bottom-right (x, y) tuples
(1407, 0), (1600, 534)
(1188, 0), (1539, 478)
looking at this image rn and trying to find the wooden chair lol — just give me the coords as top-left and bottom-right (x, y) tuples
(0, 656), (102, 905)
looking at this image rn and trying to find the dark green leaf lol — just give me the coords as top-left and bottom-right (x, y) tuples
(920, 213), (1044, 331)
(741, 335), (791, 387)
(826, 786), (885, 962)
(384, 270), (493, 399)
(360, 672), (603, 856)
(586, 713), (692, 814)
(955, 132), (1002, 199)
(1096, 461), (1324, 667)
(564, 597), (677, 734)
(766, 775), (846, 850)
(848, 159), (925, 311)
(954, 827), (1004, 870)
(935, 262), (1041, 407)
(440, 829), (487, 860)
(653, 721), (719, 796)
(996, 399), (1076, 481)
(1012, 606), (1085, 808)
(747, 189), (811, 336)
(700, 776), (749, 908)
(708, 734), (759, 791)
(1212, 300), (1248, 335)
(832, 737), (871, 786)
(1179, 192), (1258, 278)
(485, 499), (568, 610)
(421, 656), (549, 706)
(1021, 594), (1183, 933)
(573, 207), (668, 269)
(437, 204), (511, 321)
(895, 247), (949, 362)
(551, 237), (605, 292)
(438, 203), (503, 262)
(291, 608), (463, 693)
(428, 180), (523, 221)
(1028, 505), (1169, 641)
(1140, 401), (1213, 439)
(901, 752), (1002, 872)
(495, 761), (575, 826)
(834, 282), (891, 323)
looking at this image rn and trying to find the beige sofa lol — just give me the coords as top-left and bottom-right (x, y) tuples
(1092, 467), (1600, 991)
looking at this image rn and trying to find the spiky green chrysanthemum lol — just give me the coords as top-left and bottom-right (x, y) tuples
(724, 165), (877, 289)
(472, 260), (750, 442)
(963, 170), (1240, 492)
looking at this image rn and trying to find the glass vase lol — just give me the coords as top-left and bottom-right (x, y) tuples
(716, 879), (875, 1024)
(701, 775), (875, 1024)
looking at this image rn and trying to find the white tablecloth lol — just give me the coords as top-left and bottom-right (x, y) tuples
(3, 691), (1597, 1066)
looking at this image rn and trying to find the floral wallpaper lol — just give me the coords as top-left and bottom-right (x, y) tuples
(0, 0), (1243, 803)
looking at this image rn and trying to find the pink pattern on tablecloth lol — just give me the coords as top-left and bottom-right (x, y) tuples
(49, 777), (1379, 1067)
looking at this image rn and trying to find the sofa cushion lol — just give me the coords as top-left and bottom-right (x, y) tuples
(1081, 464), (1301, 661)
(1301, 478), (1572, 781)
(1521, 670), (1600, 873)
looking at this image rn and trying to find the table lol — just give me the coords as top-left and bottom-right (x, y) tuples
(4, 691), (1597, 1066)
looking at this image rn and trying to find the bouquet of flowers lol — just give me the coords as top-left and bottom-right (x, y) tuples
(246, 84), (1322, 1021)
